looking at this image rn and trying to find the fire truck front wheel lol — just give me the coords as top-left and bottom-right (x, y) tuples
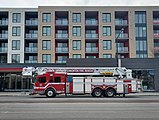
(45, 88), (56, 98)
(92, 88), (102, 97)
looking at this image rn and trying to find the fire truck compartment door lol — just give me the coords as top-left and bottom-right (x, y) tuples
(73, 77), (84, 93)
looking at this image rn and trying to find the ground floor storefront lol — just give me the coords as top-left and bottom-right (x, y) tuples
(0, 58), (158, 92)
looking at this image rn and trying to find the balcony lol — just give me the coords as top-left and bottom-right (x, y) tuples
(153, 20), (159, 25)
(0, 34), (8, 39)
(25, 60), (38, 63)
(115, 20), (128, 26)
(85, 34), (98, 39)
(154, 47), (159, 53)
(0, 47), (7, 53)
(25, 19), (38, 25)
(117, 47), (129, 53)
(85, 19), (98, 25)
(25, 47), (38, 53)
(56, 47), (68, 53)
(25, 33), (38, 39)
(86, 47), (98, 53)
(56, 34), (68, 39)
(56, 60), (66, 63)
(0, 19), (8, 25)
(116, 33), (128, 39)
(56, 19), (68, 25)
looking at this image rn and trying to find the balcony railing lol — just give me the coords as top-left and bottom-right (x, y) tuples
(25, 60), (38, 63)
(56, 60), (66, 63)
(116, 33), (128, 39)
(0, 34), (8, 39)
(117, 47), (129, 53)
(86, 47), (98, 53)
(115, 20), (128, 25)
(0, 47), (7, 53)
(154, 47), (159, 53)
(85, 34), (98, 39)
(25, 47), (38, 53)
(0, 19), (8, 25)
(153, 20), (159, 25)
(56, 19), (68, 25)
(25, 19), (38, 25)
(85, 19), (98, 25)
(56, 47), (68, 53)
(25, 33), (38, 39)
(56, 34), (68, 39)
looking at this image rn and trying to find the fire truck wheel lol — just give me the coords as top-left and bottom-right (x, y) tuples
(105, 88), (115, 97)
(45, 88), (56, 98)
(92, 88), (102, 97)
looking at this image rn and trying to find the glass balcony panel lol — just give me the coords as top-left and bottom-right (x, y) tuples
(85, 34), (98, 39)
(115, 33), (128, 39)
(56, 47), (68, 53)
(56, 19), (68, 25)
(25, 33), (38, 38)
(25, 47), (38, 52)
(0, 47), (7, 53)
(115, 19), (128, 25)
(0, 34), (8, 39)
(117, 47), (129, 53)
(86, 47), (98, 53)
(25, 19), (38, 25)
(0, 19), (8, 25)
(25, 60), (38, 63)
(56, 60), (66, 63)
(56, 34), (68, 39)
(85, 19), (97, 25)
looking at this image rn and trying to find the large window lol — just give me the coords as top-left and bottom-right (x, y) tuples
(136, 54), (148, 58)
(72, 13), (81, 23)
(72, 40), (81, 50)
(102, 13), (111, 23)
(42, 54), (51, 63)
(103, 40), (112, 50)
(42, 13), (51, 22)
(72, 54), (81, 58)
(12, 26), (21, 36)
(103, 26), (111, 36)
(12, 40), (20, 50)
(12, 13), (21, 23)
(42, 40), (51, 50)
(42, 26), (51, 36)
(136, 27), (147, 37)
(12, 54), (20, 63)
(135, 11), (146, 24)
(136, 40), (147, 51)
(72, 26), (81, 36)
(103, 54), (112, 58)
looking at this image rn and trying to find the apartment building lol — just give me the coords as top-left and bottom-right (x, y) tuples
(0, 6), (159, 91)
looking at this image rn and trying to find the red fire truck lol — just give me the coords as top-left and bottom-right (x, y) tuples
(22, 67), (142, 97)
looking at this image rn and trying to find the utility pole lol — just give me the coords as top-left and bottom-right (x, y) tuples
(115, 28), (124, 67)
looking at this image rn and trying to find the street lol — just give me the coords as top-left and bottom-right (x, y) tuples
(0, 95), (159, 120)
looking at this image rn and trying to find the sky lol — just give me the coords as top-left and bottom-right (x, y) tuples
(0, 0), (159, 7)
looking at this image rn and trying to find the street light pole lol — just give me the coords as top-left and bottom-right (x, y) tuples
(115, 28), (124, 67)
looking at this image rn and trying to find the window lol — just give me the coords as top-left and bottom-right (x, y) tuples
(103, 26), (111, 36)
(72, 13), (81, 23)
(12, 40), (20, 50)
(86, 56), (96, 58)
(12, 13), (21, 23)
(103, 40), (112, 50)
(12, 26), (21, 36)
(42, 26), (51, 36)
(73, 54), (81, 58)
(72, 40), (81, 50)
(135, 11), (146, 24)
(42, 54), (51, 63)
(54, 77), (61, 83)
(136, 27), (147, 37)
(102, 13), (111, 23)
(72, 26), (81, 36)
(42, 13), (51, 22)
(38, 77), (46, 83)
(136, 54), (147, 58)
(136, 40), (147, 51)
(12, 54), (20, 63)
(42, 40), (51, 50)
(103, 54), (112, 58)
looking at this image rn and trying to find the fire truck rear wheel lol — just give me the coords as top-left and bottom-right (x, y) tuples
(105, 88), (116, 97)
(45, 88), (56, 98)
(92, 88), (102, 97)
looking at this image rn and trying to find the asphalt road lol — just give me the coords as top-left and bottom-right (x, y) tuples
(0, 102), (159, 120)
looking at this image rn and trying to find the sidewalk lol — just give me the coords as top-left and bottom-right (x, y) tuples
(0, 92), (159, 96)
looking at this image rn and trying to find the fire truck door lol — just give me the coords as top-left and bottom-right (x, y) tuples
(124, 84), (131, 94)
